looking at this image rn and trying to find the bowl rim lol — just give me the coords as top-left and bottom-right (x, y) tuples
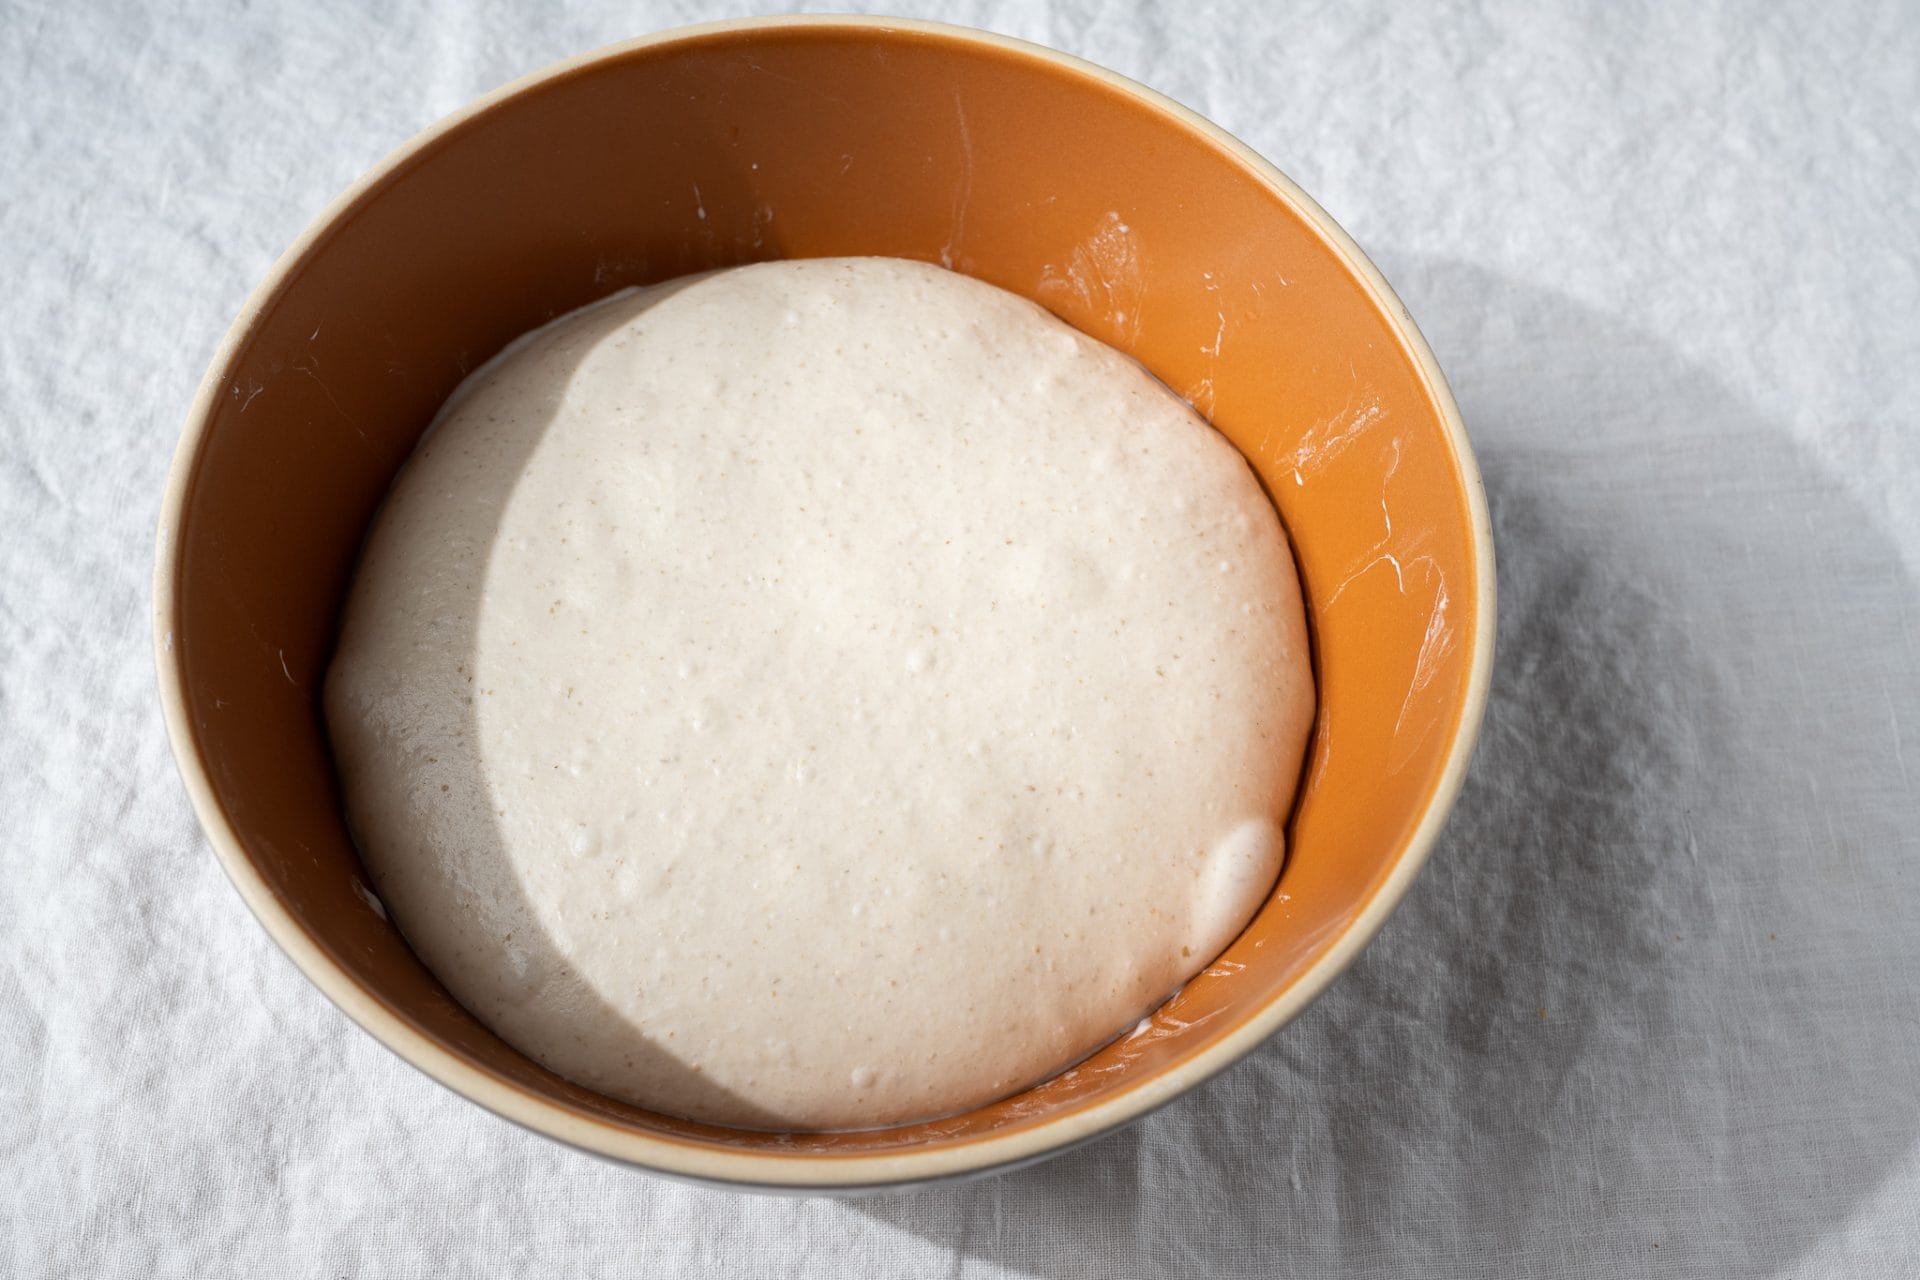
(153, 13), (1495, 1191)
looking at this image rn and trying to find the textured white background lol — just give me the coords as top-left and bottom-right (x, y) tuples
(4, 1), (1918, 1275)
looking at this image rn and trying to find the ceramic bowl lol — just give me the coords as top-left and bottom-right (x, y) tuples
(154, 16), (1493, 1191)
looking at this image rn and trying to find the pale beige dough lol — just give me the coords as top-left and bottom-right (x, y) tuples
(326, 257), (1313, 1130)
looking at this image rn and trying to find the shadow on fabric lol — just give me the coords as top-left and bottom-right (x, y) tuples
(844, 260), (1920, 1276)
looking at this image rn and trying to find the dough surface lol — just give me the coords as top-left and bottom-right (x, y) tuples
(326, 257), (1314, 1130)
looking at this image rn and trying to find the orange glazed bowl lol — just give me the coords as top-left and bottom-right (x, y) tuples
(154, 16), (1493, 1191)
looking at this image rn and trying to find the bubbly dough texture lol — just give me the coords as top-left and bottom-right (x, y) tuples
(326, 258), (1314, 1130)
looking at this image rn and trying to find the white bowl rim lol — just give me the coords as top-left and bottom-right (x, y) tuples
(153, 12), (1496, 1192)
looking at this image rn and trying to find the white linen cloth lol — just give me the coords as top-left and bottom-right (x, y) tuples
(3, 1), (1916, 1274)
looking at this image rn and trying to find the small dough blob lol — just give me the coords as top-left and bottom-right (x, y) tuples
(326, 258), (1314, 1130)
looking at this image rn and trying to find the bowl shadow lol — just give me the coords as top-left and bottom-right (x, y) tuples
(845, 260), (1920, 1275)
(332, 272), (791, 1134)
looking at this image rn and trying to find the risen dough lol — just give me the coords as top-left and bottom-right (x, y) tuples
(325, 257), (1313, 1130)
